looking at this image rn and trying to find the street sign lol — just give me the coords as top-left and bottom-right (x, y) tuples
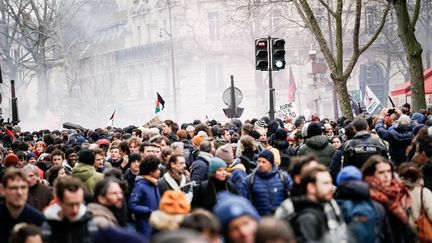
(223, 87), (243, 106)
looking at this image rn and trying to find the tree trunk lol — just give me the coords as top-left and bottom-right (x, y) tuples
(392, 0), (426, 111)
(36, 63), (49, 109)
(334, 77), (353, 119)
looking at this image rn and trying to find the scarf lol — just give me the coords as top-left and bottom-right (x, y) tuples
(164, 172), (186, 191)
(364, 176), (411, 223)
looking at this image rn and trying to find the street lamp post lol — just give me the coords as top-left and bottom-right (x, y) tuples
(160, 0), (177, 120)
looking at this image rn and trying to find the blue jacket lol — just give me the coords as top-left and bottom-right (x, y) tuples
(128, 177), (160, 238)
(190, 152), (212, 183)
(242, 167), (293, 215)
(227, 159), (248, 195)
(375, 120), (413, 165)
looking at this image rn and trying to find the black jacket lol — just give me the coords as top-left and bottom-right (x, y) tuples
(191, 177), (237, 211)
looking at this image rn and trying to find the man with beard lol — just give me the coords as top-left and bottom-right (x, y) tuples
(275, 164), (347, 243)
(158, 154), (190, 195)
(87, 178), (127, 227)
(63, 148), (78, 175)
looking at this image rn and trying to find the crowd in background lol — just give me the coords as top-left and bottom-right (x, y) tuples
(1, 102), (432, 243)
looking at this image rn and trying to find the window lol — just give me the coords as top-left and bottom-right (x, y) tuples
(206, 63), (223, 91)
(208, 11), (220, 40)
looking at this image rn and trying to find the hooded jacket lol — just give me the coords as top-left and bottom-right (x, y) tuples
(242, 166), (293, 215)
(72, 163), (103, 194)
(375, 120), (413, 165)
(298, 135), (336, 166)
(43, 203), (97, 243)
(128, 177), (160, 238)
(190, 151), (213, 183)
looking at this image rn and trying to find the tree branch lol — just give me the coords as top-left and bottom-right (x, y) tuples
(411, 0), (421, 27)
(318, 0), (336, 17)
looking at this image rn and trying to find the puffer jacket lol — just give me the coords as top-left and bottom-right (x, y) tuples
(71, 163), (103, 194)
(298, 135), (336, 166)
(128, 177), (160, 238)
(375, 120), (413, 165)
(242, 166), (293, 215)
(190, 152), (213, 183)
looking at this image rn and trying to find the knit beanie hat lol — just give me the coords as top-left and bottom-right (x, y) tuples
(274, 128), (288, 140)
(208, 158), (227, 175)
(254, 119), (267, 131)
(336, 166), (362, 185)
(159, 190), (191, 215)
(26, 152), (37, 160)
(257, 150), (274, 164)
(79, 149), (95, 165)
(215, 144), (234, 165)
(4, 154), (19, 167)
(307, 122), (323, 137)
(213, 192), (260, 231)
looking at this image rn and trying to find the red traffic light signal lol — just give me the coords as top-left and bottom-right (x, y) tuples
(255, 39), (269, 71)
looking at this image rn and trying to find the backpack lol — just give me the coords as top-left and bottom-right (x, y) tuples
(248, 170), (290, 203)
(342, 139), (388, 169)
(339, 199), (381, 243)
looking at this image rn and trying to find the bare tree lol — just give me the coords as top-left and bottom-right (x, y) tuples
(389, 0), (425, 111)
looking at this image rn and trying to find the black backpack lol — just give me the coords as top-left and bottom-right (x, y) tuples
(342, 139), (389, 169)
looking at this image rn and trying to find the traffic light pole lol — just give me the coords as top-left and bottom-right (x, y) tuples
(268, 36), (275, 120)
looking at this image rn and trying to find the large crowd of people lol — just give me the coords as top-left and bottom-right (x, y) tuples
(1, 103), (432, 243)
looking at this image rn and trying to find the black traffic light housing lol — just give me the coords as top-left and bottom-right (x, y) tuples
(255, 39), (269, 71)
(272, 38), (285, 70)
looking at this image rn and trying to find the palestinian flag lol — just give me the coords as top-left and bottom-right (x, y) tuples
(155, 92), (165, 114)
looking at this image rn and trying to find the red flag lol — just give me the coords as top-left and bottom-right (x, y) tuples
(288, 66), (297, 102)
(5, 128), (14, 141)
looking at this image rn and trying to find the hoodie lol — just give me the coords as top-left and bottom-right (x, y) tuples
(298, 135), (336, 166)
(72, 163), (103, 194)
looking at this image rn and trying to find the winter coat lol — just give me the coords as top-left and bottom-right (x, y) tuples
(128, 177), (161, 238)
(226, 160), (247, 195)
(275, 196), (346, 243)
(27, 181), (54, 211)
(190, 152), (213, 183)
(157, 172), (190, 195)
(402, 179), (432, 234)
(422, 161), (432, 191)
(87, 203), (118, 228)
(298, 135), (336, 167)
(166, 132), (178, 144)
(375, 120), (414, 165)
(0, 202), (45, 243)
(43, 203), (97, 243)
(334, 180), (394, 243)
(124, 169), (138, 199)
(242, 166), (293, 215)
(191, 177), (237, 211)
(72, 163), (103, 194)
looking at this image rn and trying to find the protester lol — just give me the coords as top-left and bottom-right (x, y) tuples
(0, 168), (45, 243)
(72, 149), (103, 194)
(192, 157), (236, 211)
(43, 176), (97, 243)
(128, 155), (161, 237)
(190, 140), (214, 183)
(362, 155), (412, 242)
(24, 164), (53, 211)
(181, 209), (221, 243)
(158, 154), (190, 196)
(242, 150), (293, 215)
(254, 217), (296, 243)
(88, 178), (126, 228)
(9, 223), (43, 243)
(213, 192), (260, 243)
(275, 164), (347, 243)
(298, 122), (335, 167)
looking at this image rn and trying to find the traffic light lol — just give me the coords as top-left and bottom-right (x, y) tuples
(272, 38), (286, 70)
(255, 39), (269, 71)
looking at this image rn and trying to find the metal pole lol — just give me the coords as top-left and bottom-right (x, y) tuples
(11, 80), (19, 125)
(268, 36), (275, 120)
(167, 0), (178, 120)
(230, 75), (236, 118)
